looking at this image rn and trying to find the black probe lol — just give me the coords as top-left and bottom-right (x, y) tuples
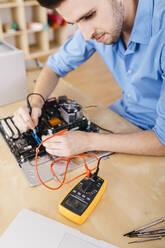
(92, 152), (114, 181)
(26, 93), (45, 135)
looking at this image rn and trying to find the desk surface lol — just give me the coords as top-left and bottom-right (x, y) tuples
(0, 79), (165, 248)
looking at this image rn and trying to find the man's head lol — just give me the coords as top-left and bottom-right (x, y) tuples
(38, 0), (125, 45)
(37, 0), (64, 9)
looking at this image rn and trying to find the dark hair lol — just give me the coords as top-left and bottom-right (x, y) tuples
(37, 0), (65, 9)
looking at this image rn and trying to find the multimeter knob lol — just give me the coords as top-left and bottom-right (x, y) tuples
(81, 180), (96, 193)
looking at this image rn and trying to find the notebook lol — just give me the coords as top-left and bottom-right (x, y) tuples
(0, 209), (118, 248)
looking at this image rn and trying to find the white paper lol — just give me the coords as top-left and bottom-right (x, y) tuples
(0, 209), (118, 248)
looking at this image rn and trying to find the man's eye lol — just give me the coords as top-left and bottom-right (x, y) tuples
(84, 12), (96, 20)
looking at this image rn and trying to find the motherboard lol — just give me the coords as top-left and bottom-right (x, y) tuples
(0, 96), (112, 186)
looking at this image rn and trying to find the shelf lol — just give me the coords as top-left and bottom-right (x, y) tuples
(23, 0), (38, 6)
(0, 6), (25, 36)
(24, 5), (46, 23)
(29, 44), (42, 54)
(0, 1), (73, 60)
(4, 35), (22, 49)
(27, 31), (48, 58)
(3, 30), (23, 37)
(0, 0), (39, 7)
(48, 28), (58, 50)
(25, 44), (58, 59)
(0, 1), (19, 8)
(26, 28), (45, 34)
(26, 47), (47, 59)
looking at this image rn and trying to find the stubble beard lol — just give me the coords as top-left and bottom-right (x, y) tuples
(105, 0), (125, 44)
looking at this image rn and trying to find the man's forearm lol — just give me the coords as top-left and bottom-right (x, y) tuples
(30, 66), (59, 108)
(88, 130), (165, 156)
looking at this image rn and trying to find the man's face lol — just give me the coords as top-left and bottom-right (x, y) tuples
(56, 0), (125, 44)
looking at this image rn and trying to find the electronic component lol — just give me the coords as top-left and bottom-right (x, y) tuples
(58, 175), (107, 224)
(48, 117), (62, 127)
(0, 96), (112, 186)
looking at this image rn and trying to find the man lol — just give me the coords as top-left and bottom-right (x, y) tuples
(13, 0), (165, 156)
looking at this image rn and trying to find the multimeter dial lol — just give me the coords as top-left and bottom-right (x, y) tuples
(80, 179), (96, 193)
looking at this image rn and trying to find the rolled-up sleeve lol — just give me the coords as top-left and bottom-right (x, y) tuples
(46, 30), (96, 77)
(153, 45), (165, 145)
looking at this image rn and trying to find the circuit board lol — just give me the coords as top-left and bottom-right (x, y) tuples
(0, 96), (112, 186)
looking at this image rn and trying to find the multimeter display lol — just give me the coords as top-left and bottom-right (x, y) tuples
(63, 195), (87, 215)
(59, 175), (106, 224)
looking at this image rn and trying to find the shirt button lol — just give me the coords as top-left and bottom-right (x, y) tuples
(128, 69), (132, 74)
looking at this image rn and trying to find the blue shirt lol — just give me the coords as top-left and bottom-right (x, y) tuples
(46, 0), (165, 145)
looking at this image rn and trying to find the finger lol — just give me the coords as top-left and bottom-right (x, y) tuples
(43, 141), (62, 149)
(46, 148), (62, 156)
(46, 148), (73, 157)
(31, 108), (41, 127)
(18, 108), (35, 129)
(13, 114), (29, 133)
(46, 131), (73, 142)
(42, 135), (61, 144)
(42, 136), (62, 148)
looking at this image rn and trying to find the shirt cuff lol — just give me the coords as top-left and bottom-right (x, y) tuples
(46, 55), (68, 77)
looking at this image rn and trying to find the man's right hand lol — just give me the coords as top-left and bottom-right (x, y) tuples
(13, 106), (42, 133)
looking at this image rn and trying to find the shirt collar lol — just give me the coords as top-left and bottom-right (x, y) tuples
(129, 0), (153, 45)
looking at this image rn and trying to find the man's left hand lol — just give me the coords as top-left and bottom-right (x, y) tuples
(42, 131), (91, 157)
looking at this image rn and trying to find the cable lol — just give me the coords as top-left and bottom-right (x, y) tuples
(26, 93), (46, 115)
(32, 132), (42, 145)
(82, 105), (98, 110)
(95, 123), (113, 134)
(35, 129), (100, 190)
(92, 152), (114, 180)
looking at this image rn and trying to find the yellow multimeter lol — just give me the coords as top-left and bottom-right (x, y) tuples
(58, 175), (107, 224)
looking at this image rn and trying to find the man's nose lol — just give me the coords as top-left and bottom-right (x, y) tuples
(77, 23), (93, 41)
